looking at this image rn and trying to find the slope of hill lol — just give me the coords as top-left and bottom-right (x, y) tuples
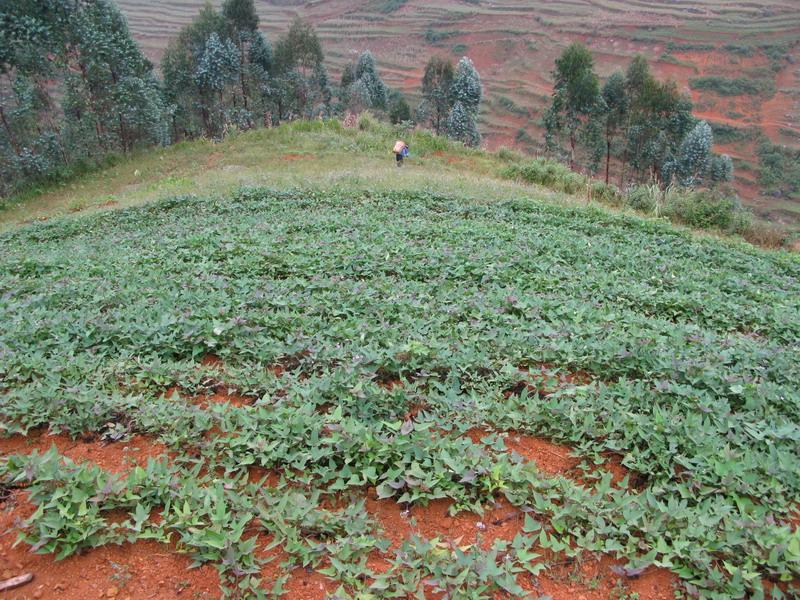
(0, 121), (799, 600)
(116, 0), (800, 224)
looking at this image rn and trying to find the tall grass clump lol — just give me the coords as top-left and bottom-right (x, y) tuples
(501, 158), (587, 194)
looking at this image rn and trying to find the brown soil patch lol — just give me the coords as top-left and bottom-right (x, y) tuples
(366, 495), (522, 551)
(0, 493), (219, 600)
(200, 353), (223, 368)
(365, 494), (676, 599)
(199, 391), (253, 409)
(0, 433), (167, 476)
(467, 428), (578, 477)
(246, 466), (283, 487)
(280, 153), (315, 161)
(535, 554), (677, 600)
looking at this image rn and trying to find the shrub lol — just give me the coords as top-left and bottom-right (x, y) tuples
(591, 181), (623, 206)
(357, 111), (380, 131)
(497, 147), (523, 162)
(689, 76), (775, 97)
(408, 129), (451, 154)
(757, 140), (800, 198)
(500, 158), (587, 194)
(739, 220), (787, 249)
(626, 185), (659, 213)
(662, 189), (747, 232)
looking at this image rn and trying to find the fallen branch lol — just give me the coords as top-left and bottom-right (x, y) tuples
(0, 573), (34, 592)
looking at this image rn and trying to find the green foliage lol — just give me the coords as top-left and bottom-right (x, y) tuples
(2, 187), (800, 599)
(689, 76), (776, 97)
(420, 56), (454, 135)
(445, 101), (480, 147)
(387, 89), (412, 124)
(664, 120), (714, 186)
(666, 41), (715, 52)
(662, 188), (749, 232)
(450, 56), (482, 115)
(709, 122), (756, 144)
(496, 96), (530, 117)
(757, 140), (800, 199)
(340, 51), (388, 113)
(0, 0), (166, 195)
(599, 71), (629, 183)
(444, 57), (482, 147)
(222, 0), (259, 33)
(272, 19), (330, 120)
(501, 157), (587, 194)
(367, 0), (408, 14)
(273, 18), (323, 76)
(621, 55), (695, 186)
(162, 1), (272, 138)
(545, 43), (601, 167)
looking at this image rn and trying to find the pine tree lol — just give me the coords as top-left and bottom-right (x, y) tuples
(446, 100), (480, 147)
(246, 31), (273, 124)
(222, 0), (259, 34)
(421, 56), (454, 135)
(445, 57), (482, 146)
(544, 43), (600, 168)
(355, 51), (387, 109)
(341, 51), (387, 112)
(312, 62), (332, 116)
(664, 120), (712, 186)
(450, 57), (482, 114)
(709, 154), (733, 184)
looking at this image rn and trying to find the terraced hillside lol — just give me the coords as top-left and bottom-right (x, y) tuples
(1, 121), (799, 600)
(117, 0), (800, 223)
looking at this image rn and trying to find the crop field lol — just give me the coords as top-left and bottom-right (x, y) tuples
(1, 184), (800, 599)
(116, 0), (800, 219)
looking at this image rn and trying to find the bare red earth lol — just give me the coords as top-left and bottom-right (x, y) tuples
(0, 432), (166, 475)
(0, 492), (219, 600)
(364, 494), (676, 600)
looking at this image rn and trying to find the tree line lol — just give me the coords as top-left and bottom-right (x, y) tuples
(544, 43), (733, 191)
(0, 0), (484, 196)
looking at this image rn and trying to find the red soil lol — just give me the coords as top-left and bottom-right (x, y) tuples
(365, 494), (676, 600)
(467, 428), (578, 477)
(0, 432), (166, 475)
(0, 493), (219, 600)
(200, 354), (223, 368)
(197, 391), (254, 409)
(0, 358), (665, 599)
(280, 153), (315, 161)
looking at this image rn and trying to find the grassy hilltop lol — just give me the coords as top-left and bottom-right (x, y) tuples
(116, 0), (800, 223)
(1, 122), (799, 599)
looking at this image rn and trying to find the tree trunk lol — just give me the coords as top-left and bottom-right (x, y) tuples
(619, 149), (627, 188)
(569, 130), (576, 170)
(239, 36), (249, 110)
(605, 138), (611, 184)
(201, 104), (211, 137)
(76, 57), (107, 151)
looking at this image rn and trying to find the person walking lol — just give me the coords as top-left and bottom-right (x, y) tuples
(393, 139), (409, 167)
